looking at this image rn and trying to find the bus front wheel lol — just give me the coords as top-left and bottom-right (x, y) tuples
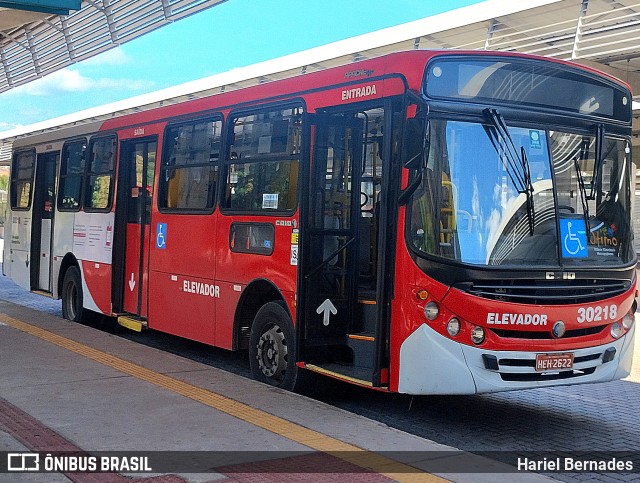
(249, 301), (299, 390)
(62, 266), (84, 323)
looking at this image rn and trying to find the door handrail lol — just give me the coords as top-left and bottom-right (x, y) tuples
(304, 236), (355, 280)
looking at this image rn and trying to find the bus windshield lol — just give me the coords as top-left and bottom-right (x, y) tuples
(408, 119), (634, 267)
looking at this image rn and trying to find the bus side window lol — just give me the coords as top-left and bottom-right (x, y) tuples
(229, 222), (274, 255)
(10, 150), (36, 210)
(223, 105), (303, 213)
(85, 135), (116, 211)
(58, 139), (87, 211)
(159, 118), (221, 212)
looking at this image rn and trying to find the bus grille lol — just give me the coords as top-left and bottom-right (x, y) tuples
(489, 324), (606, 340)
(456, 279), (630, 305)
(500, 367), (596, 382)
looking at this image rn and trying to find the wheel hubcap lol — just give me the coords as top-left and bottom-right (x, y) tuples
(256, 324), (288, 380)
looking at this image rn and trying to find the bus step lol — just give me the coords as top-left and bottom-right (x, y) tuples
(348, 333), (375, 341)
(117, 316), (148, 332)
(357, 300), (377, 334)
(302, 363), (375, 388)
(31, 289), (54, 298)
(347, 333), (375, 369)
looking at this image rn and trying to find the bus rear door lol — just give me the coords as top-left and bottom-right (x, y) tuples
(30, 151), (58, 292)
(114, 137), (157, 321)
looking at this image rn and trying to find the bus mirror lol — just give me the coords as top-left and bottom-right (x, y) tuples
(403, 118), (424, 170)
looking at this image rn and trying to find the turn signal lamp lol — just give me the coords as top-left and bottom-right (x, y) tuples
(424, 302), (440, 321)
(416, 289), (429, 301)
(471, 326), (485, 345)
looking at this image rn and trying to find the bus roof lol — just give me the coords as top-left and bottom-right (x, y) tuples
(3, 47), (631, 152)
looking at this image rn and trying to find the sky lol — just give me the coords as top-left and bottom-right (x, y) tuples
(0, 0), (484, 132)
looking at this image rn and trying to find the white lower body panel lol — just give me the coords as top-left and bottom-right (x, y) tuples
(398, 322), (635, 395)
(78, 259), (101, 313)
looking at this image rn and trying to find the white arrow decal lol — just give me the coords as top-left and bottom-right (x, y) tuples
(129, 273), (136, 292)
(316, 299), (337, 326)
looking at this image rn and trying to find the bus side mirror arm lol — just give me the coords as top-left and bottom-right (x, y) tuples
(402, 118), (426, 171)
(399, 170), (422, 206)
(399, 115), (428, 206)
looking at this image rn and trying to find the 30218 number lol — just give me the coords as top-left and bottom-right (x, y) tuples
(577, 304), (617, 323)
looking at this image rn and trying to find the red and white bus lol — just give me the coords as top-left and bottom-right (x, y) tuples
(3, 50), (637, 394)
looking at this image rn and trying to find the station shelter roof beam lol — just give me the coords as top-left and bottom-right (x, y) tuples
(0, 0), (227, 93)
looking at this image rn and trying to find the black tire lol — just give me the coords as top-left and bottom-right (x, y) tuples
(61, 266), (84, 322)
(249, 301), (302, 391)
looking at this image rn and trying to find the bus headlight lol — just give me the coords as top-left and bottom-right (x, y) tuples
(471, 326), (485, 345)
(424, 302), (439, 321)
(447, 318), (461, 337)
(610, 322), (623, 339)
(622, 313), (634, 330)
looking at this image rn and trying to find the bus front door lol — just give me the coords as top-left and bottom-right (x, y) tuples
(118, 138), (156, 319)
(30, 151), (58, 292)
(300, 115), (363, 366)
(300, 106), (396, 387)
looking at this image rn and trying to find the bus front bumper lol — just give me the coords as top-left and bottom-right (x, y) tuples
(397, 322), (635, 395)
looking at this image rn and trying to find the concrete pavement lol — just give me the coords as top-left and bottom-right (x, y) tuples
(0, 297), (558, 483)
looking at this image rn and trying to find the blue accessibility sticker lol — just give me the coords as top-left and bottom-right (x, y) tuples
(156, 223), (167, 249)
(560, 218), (587, 258)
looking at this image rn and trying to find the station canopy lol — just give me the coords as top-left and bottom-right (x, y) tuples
(2, 0), (640, 158)
(0, 0), (225, 94)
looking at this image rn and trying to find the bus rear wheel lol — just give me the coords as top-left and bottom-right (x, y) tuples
(249, 302), (299, 390)
(61, 266), (84, 323)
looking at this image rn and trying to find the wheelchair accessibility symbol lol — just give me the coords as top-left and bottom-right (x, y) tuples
(560, 218), (587, 258)
(156, 223), (167, 249)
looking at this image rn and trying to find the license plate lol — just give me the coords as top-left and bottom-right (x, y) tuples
(535, 353), (574, 372)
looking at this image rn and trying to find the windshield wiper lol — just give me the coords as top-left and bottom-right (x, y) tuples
(574, 155), (592, 232)
(589, 124), (605, 201)
(483, 108), (535, 236)
(520, 146), (535, 236)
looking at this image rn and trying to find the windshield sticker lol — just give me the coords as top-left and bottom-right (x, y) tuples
(529, 130), (542, 150)
(589, 198), (624, 257)
(590, 224), (618, 257)
(560, 218), (588, 258)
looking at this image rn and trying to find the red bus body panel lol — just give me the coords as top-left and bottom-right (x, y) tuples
(19, 49), (631, 394)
